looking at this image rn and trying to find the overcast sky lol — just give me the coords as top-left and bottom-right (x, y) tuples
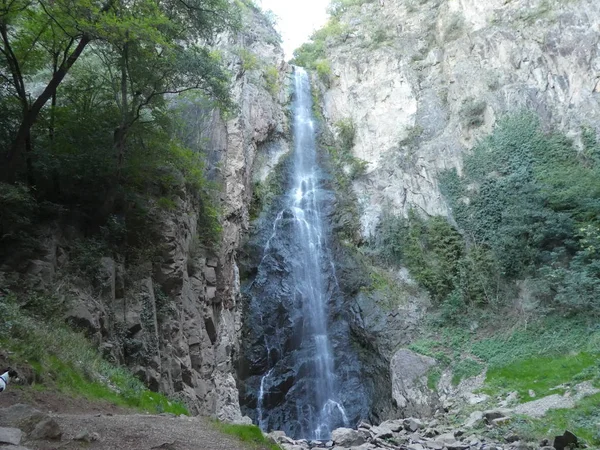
(257, 0), (330, 59)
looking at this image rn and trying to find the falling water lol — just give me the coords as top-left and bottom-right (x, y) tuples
(251, 67), (349, 439)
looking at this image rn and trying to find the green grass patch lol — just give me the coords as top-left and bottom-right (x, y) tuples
(504, 393), (600, 448)
(213, 422), (280, 450)
(427, 367), (442, 391)
(0, 293), (187, 415)
(452, 358), (484, 386)
(483, 353), (599, 401)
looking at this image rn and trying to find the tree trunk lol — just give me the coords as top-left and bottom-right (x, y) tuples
(2, 35), (90, 182)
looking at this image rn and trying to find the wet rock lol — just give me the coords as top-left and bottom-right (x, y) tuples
(29, 418), (62, 440)
(331, 428), (365, 447)
(0, 427), (22, 445)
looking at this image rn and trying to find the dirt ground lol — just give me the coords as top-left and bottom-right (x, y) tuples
(0, 388), (269, 450)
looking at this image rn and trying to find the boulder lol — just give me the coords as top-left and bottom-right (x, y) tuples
(464, 410), (483, 428)
(0, 404), (48, 433)
(391, 349), (439, 417)
(331, 428), (365, 447)
(29, 418), (62, 440)
(0, 427), (22, 445)
(553, 430), (578, 450)
(403, 418), (423, 432)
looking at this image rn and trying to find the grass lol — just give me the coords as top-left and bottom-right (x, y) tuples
(0, 292), (188, 415)
(213, 423), (280, 450)
(494, 392), (600, 448)
(411, 315), (600, 447)
(483, 353), (599, 401)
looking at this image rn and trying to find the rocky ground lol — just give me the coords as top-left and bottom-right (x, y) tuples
(267, 415), (578, 450)
(0, 393), (270, 450)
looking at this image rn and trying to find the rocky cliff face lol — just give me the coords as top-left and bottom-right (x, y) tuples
(319, 0), (600, 236)
(0, 4), (288, 422)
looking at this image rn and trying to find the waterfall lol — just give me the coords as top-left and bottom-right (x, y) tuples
(288, 67), (349, 439)
(242, 67), (364, 440)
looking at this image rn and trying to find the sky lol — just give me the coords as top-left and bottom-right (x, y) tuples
(257, 0), (330, 59)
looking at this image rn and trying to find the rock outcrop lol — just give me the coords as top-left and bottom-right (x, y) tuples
(318, 0), (600, 236)
(0, 4), (288, 421)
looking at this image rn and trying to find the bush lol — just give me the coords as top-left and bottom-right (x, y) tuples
(439, 112), (600, 314)
(0, 182), (37, 242)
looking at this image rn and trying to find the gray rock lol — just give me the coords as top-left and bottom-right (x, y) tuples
(0, 427), (22, 445)
(391, 350), (439, 417)
(464, 410), (484, 428)
(484, 409), (513, 422)
(331, 428), (365, 447)
(29, 418), (62, 440)
(0, 404), (48, 433)
(74, 429), (100, 442)
(403, 418), (424, 432)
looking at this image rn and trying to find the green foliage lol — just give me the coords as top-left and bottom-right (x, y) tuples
(451, 358), (484, 386)
(291, 18), (348, 72)
(213, 422), (280, 450)
(483, 353), (598, 401)
(238, 48), (259, 71)
(0, 182), (37, 242)
(375, 211), (502, 320)
(427, 367), (442, 390)
(439, 112), (600, 314)
(263, 65), (280, 96)
(0, 292), (187, 415)
(512, 392), (600, 447)
(314, 59), (332, 87)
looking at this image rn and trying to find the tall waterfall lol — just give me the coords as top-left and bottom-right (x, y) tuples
(287, 67), (349, 439)
(240, 67), (366, 440)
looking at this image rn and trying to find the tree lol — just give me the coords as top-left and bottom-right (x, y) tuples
(0, 0), (237, 182)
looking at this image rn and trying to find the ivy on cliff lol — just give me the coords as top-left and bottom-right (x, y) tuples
(378, 113), (600, 321)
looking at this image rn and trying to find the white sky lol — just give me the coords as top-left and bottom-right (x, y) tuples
(257, 0), (330, 59)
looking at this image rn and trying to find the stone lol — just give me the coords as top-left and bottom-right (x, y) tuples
(505, 433), (520, 443)
(267, 430), (287, 444)
(29, 418), (62, 440)
(391, 350), (439, 417)
(370, 424), (394, 439)
(553, 430), (578, 450)
(528, 389), (536, 398)
(357, 421), (372, 430)
(380, 419), (403, 432)
(492, 417), (511, 426)
(331, 428), (365, 447)
(484, 409), (512, 422)
(408, 444), (425, 450)
(403, 418), (424, 432)
(0, 404), (49, 433)
(464, 411), (484, 428)
(203, 266), (217, 285)
(0, 427), (22, 445)
(0, 446), (32, 450)
(424, 442), (444, 450)
(74, 429), (100, 442)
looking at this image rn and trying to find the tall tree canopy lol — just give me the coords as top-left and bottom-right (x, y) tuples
(0, 0), (237, 181)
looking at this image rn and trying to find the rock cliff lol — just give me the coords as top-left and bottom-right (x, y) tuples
(0, 4), (289, 421)
(318, 0), (600, 236)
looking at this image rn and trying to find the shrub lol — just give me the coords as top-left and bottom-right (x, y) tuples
(459, 97), (486, 129)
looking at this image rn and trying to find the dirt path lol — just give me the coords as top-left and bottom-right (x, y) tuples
(1, 389), (268, 450)
(25, 413), (261, 450)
